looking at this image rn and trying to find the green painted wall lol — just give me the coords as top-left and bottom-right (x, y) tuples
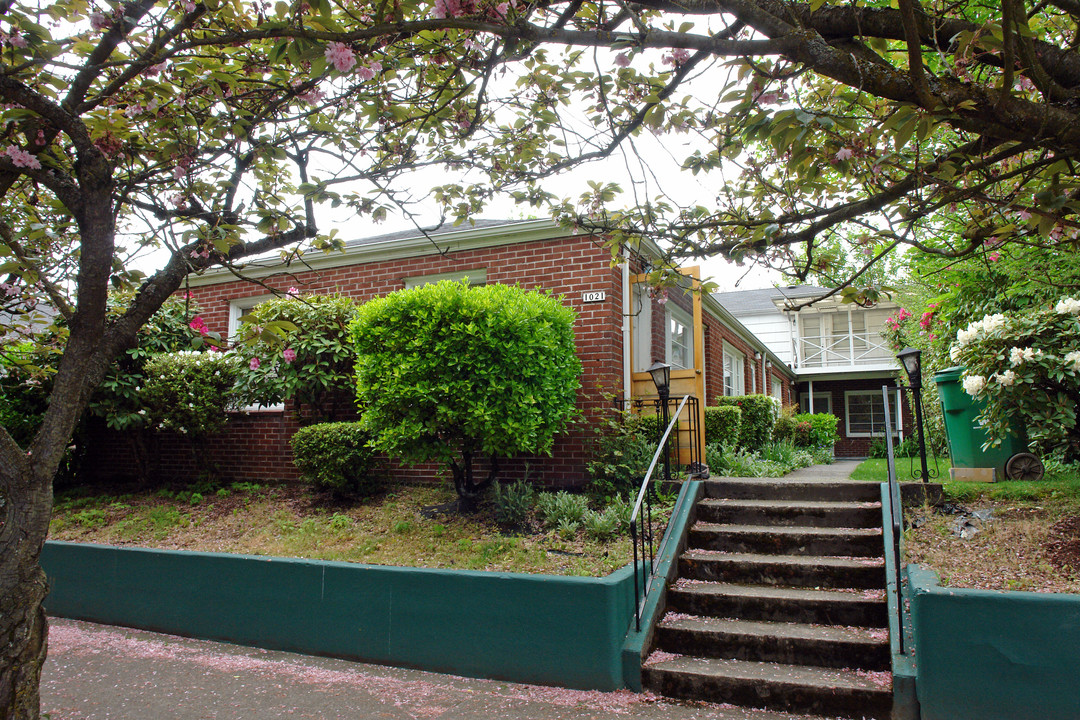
(41, 541), (637, 690)
(908, 565), (1080, 720)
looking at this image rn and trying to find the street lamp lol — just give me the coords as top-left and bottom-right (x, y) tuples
(897, 348), (929, 483)
(647, 362), (672, 482)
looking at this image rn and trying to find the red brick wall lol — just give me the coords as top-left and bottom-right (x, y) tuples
(85, 234), (625, 488)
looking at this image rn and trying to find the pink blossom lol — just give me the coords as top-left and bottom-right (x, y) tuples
(286, 287), (300, 297)
(989, 251), (1001, 262)
(146, 62), (168, 77)
(89, 12), (110, 30)
(282, 348), (297, 363)
(662, 48), (691, 66)
(249, 356), (261, 371)
(834, 147), (855, 162)
(1014, 208), (1032, 221)
(189, 316), (209, 335)
(356, 61), (382, 81)
(173, 165), (187, 180)
(4, 145), (41, 170)
(433, 0), (473, 18)
(614, 53), (630, 68)
(183, 0), (197, 10)
(492, 1), (509, 18)
(2, 31), (28, 48)
(190, 247), (209, 259)
(324, 41), (356, 72)
(0, 282), (18, 296)
(298, 86), (325, 105)
(919, 311), (934, 330)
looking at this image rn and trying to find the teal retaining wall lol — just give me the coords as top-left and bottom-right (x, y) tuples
(41, 541), (637, 690)
(908, 564), (1080, 720)
(621, 480), (703, 690)
(880, 484), (918, 720)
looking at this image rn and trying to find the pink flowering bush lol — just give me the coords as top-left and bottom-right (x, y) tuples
(950, 298), (1080, 458)
(233, 293), (358, 423)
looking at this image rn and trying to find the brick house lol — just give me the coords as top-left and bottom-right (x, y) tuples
(83, 219), (796, 487)
(713, 285), (914, 458)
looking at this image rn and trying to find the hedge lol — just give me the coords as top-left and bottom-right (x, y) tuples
(713, 394), (779, 450)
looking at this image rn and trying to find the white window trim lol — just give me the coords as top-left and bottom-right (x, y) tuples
(771, 376), (783, 400)
(403, 268), (486, 289)
(723, 347), (746, 396)
(843, 389), (899, 438)
(666, 303), (694, 370)
(632, 284), (653, 373)
(229, 294), (284, 413)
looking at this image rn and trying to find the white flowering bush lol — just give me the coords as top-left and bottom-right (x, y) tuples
(141, 351), (241, 438)
(950, 298), (1080, 457)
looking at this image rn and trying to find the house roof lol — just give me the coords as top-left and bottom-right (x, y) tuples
(712, 285), (830, 316)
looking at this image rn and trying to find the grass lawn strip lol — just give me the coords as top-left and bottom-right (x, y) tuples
(49, 482), (666, 577)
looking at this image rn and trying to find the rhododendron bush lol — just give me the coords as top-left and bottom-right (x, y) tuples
(951, 299), (1080, 459)
(232, 294), (358, 422)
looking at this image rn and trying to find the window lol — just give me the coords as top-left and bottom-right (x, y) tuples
(229, 295), (283, 412)
(844, 390), (900, 437)
(799, 392), (832, 415)
(666, 304), (694, 370)
(723, 347), (745, 396)
(403, 268), (486, 289)
(771, 377), (783, 400)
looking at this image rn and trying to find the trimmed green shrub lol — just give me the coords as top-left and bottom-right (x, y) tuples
(233, 293), (358, 423)
(704, 405), (742, 446)
(351, 281), (581, 507)
(492, 479), (536, 527)
(291, 422), (378, 495)
(141, 351), (240, 438)
(790, 412), (839, 459)
(714, 394), (780, 450)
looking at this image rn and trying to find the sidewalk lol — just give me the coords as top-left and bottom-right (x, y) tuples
(42, 618), (824, 720)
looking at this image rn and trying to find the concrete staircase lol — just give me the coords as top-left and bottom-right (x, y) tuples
(642, 478), (893, 719)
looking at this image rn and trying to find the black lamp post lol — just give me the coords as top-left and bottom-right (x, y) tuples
(647, 361), (672, 483)
(897, 347), (930, 483)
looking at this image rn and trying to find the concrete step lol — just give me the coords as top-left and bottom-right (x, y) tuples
(696, 499), (882, 528)
(690, 523), (883, 557)
(643, 655), (893, 719)
(679, 550), (886, 589)
(655, 615), (890, 671)
(667, 581), (888, 628)
(706, 479), (881, 503)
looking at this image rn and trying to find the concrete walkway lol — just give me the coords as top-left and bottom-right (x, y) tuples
(42, 618), (837, 720)
(778, 460), (861, 482)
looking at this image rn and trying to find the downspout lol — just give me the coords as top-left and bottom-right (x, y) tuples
(622, 247), (632, 402)
(809, 378), (815, 413)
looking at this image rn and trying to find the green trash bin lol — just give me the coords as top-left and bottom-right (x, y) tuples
(934, 366), (1039, 480)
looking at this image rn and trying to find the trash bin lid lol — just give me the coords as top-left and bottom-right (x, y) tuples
(933, 366), (965, 383)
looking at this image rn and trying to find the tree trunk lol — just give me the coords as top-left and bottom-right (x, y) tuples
(0, 562), (48, 720)
(0, 454), (54, 720)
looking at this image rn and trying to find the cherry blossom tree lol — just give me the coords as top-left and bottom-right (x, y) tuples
(6, 0), (1080, 715)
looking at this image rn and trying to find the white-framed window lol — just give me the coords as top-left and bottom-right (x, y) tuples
(723, 347), (745, 396)
(229, 294), (284, 413)
(799, 392), (832, 415)
(666, 304), (694, 370)
(771, 376), (783, 400)
(403, 268), (486, 289)
(844, 390), (900, 437)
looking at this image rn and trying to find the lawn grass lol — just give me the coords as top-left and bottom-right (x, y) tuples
(852, 457), (1080, 503)
(49, 481), (662, 577)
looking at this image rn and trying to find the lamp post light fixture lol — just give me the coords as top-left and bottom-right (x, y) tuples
(896, 347), (930, 483)
(646, 361), (672, 483)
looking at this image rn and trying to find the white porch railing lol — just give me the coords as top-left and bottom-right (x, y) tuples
(795, 332), (894, 368)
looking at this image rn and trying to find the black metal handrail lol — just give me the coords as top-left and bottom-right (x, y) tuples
(881, 385), (906, 655)
(614, 395), (704, 477)
(629, 394), (691, 631)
